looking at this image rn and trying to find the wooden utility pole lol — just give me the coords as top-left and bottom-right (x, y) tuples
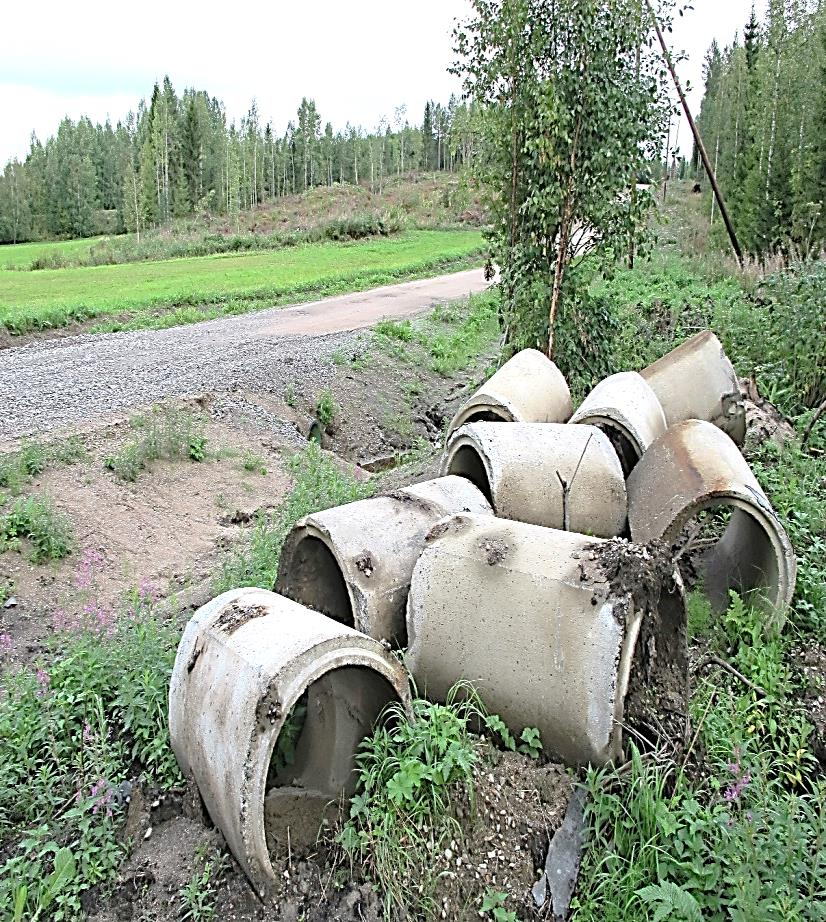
(646, 1), (744, 266)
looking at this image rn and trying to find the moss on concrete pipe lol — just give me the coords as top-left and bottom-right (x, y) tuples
(569, 372), (667, 476)
(441, 422), (627, 536)
(627, 419), (796, 628)
(447, 348), (573, 439)
(276, 476), (492, 645)
(169, 588), (410, 897)
(641, 330), (746, 445)
(406, 514), (688, 766)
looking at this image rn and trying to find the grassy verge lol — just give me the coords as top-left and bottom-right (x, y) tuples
(215, 442), (374, 593)
(374, 290), (501, 378)
(0, 230), (485, 336)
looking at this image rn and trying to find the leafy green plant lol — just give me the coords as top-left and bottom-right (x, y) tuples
(338, 683), (482, 918)
(315, 390), (338, 428)
(636, 882), (702, 922)
(0, 494), (73, 562)
(480, 889), (517, 921)
(241, 451), (267, 475)
(178, 846), (229, 921)
(284, 383), (297, 407)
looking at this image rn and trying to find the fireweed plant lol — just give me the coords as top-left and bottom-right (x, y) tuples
(0, 550), (181, 920)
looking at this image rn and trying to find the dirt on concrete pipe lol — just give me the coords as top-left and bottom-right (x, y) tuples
(406, 514), (689, 766)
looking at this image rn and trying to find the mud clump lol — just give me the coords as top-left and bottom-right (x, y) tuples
(214, 602), (269, 635)
(479, 537), (509, 566)
(585, 538), (690, 756)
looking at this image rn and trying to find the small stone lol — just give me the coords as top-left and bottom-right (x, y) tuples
(143, 827), (152, 840)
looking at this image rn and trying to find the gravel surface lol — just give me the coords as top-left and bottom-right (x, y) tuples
(0, 269), (489, 441)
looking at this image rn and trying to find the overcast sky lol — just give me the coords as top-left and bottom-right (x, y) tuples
(0, 0), (766, 165)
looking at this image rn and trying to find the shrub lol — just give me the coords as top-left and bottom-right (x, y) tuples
(315, 390), (338, 428)
(0, 495), (73, 562)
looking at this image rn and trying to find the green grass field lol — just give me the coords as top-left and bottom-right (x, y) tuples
(0, 236), (118, 270)
(0, 230), (484, 334)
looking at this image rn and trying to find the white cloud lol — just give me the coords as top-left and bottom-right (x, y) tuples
(0, 0), (767, 164)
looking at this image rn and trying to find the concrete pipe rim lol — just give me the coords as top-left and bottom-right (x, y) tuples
(440, 433), (497, 509)
(660, 493), (795, 625)
(447, 400), (515, 440)
(276, 521), (358, 629)
(249, 641), (410, 892)
(571, 412), (645, 476)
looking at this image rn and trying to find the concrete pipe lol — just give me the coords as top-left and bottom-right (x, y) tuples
(169, 587), (410, 896)
(447, 349), (573, 438)
(441, 422), (627, 537)
(641, 330), (746, 445)
(627, 420), (796, 627)
(406, 515), (688, 766)
(276, 476), (492, 645)
(569, 372), (667, 476)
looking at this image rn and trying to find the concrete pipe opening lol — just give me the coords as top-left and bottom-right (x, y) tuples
(265, 665), (399, 861)
(570, 372), (667, 477)
(627, 420), (796, 629)
(276, 477), (493, 645)
(679, 499), (783, 613)
(446, 349), (573, 440)
(441, 423), (627, 537)
(277, 533), (353, 627)
(168, 588), (411, 896)
(445, 444), (494, 506)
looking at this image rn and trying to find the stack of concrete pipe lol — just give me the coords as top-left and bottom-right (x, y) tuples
(169, 329), (796, 895)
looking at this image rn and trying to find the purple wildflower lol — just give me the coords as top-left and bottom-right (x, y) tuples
(35, 668), (50, 697)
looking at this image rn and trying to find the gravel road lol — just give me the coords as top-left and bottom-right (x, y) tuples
(0, 268), (490, 441)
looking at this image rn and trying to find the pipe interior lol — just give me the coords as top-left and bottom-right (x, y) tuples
(597, 422), (639, 478)
(282, 535), (354, 626)
(264, 667), (398, 856)
(446, 444), (494, 506)
(704, 506), (781, 612)
(464, 410), (509, 424)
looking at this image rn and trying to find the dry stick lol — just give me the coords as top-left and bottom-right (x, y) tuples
(698, 653), (767, 697)
(802, 399), (826, 449)
(556, 433), (593, 531)
(645, 1), (744, 267)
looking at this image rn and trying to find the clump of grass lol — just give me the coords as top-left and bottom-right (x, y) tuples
(215, 442), (373, 592)
(0, 437), (87, 499)
(375, 318), (415, 341)
(0, 593), (181, 919)
(0, 495), (73, 562)
(315, 390), (338, 428)
(104, 408), (207, 481)
(241, 451), (267, 476)
(284, 383), (298, 407)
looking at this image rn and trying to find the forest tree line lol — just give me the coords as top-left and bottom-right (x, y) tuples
(694, 0), (826, 255)
(0, 80), (481, 243)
